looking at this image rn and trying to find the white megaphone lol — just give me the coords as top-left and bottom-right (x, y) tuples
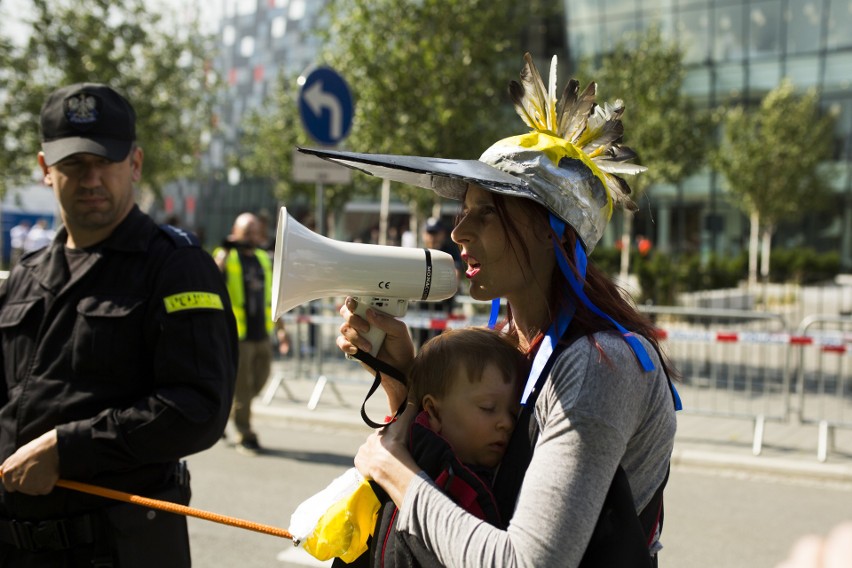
(272, 207), (459, 356)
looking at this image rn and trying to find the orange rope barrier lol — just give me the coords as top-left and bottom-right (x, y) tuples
(0, 471), (292, 540)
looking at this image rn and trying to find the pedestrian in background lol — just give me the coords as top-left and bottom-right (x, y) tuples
(412, 216), (462, 347)
(215, 212), (275, 455)
(0, 82), (238, 566)
(8, 219), (30, 267)
(22, 218), (55, 253)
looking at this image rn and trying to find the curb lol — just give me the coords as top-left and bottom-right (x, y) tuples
(671, 447), (852, 483)
(255, 402), (852, 484)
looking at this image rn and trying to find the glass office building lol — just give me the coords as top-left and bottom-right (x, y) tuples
(564, 0), (852, 267)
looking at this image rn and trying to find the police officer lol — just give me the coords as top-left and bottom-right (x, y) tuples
(0, 83), (238, 566)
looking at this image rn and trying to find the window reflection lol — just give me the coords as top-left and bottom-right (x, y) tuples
(787, 2), (822, 54)
(827, 0), (852, 49)
(714, 4), (746, 62)
(677, 7), (710, 63)
(748, 1), (782, 57)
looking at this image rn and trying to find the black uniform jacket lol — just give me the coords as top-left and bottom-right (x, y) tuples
(0, 206), (238, 520)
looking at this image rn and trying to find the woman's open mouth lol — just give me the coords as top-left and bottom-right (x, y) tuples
(462, 253), (481, 279)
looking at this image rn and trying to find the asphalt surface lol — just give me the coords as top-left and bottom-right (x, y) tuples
(180, 358), (852, 567)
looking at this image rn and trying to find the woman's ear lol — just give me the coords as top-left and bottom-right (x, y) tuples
(422, 395), (442, 432)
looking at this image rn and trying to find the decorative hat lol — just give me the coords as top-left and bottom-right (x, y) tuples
(299, 53), (645, 253)
(40, 83), (136, 166)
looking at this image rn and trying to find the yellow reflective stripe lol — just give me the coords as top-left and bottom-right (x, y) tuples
(163, 292), (224, 313)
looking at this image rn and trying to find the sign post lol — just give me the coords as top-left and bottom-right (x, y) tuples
(297, 66), (355, 235)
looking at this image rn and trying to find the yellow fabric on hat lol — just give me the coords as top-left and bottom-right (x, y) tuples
(490, 131), (613, 219)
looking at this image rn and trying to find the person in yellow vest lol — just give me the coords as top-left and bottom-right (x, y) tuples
(215, 212), (274, 454)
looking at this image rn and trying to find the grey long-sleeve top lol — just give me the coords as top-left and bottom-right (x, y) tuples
(395, 331), (677, 567)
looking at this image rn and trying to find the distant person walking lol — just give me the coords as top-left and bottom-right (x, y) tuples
(214, 213), (275, 454)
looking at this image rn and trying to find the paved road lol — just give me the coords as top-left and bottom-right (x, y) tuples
(184, 416), (852, 568)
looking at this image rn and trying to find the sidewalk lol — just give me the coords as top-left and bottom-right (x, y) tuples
(254, 360), (852, 484)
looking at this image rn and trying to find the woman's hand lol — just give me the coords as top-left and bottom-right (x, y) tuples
(354, 403), (420, 507)
(337, 297), (415, 412)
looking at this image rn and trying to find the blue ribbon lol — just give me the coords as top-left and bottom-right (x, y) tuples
(488, 298), (500, 329)
(549, 215), (656, 373)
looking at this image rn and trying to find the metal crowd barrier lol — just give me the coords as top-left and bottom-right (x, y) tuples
(791, 315), (852, 461)
(263, 301), (852, 462)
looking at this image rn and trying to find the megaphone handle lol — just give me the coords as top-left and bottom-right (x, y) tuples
(351, 297), (408, 357)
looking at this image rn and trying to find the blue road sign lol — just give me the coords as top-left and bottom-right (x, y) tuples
(298, 67), (354, 145)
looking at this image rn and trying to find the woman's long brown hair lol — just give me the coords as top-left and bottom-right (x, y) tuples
(488, 192), (678, 379)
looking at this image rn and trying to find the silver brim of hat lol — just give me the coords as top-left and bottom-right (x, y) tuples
(298, 146), (607, 252)
(298, 147), (538, 202)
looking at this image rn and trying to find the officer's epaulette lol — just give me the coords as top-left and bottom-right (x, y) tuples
(158, 224), (200, 247)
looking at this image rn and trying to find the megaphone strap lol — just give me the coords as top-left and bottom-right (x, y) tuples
(352, 348), (408, 429)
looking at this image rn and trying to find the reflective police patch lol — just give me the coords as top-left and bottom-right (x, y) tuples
(163, 292), (224, 313)
(64, 93), (100, 124)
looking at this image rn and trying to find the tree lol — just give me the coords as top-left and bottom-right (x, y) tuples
(239, 72), (355, 235)
(321, 0), (552, 218)
(0, 0), (214, 198)
(239, 0), (559, 237)
(714, 80), (835, 285)
(583, 27), (713, 280)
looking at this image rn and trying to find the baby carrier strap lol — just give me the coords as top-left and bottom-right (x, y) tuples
(493, 328), (668, 567)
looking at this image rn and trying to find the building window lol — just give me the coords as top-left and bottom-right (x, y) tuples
(714, 4), (746, 62)
(564, 0), (599, 22)
(677, 6), (711, 64)
(240, 35), (255, 58)
(786, 2), (822, 55)
(290, 0), (306, 20)
(602, 0), (636, 17)
(749, 59), (781, 92)
(235, 0), (256, 17)
(748, 1), (782, 58)
(827, 0), (852, 49)
(222, 25), (236, 46)
(568, 21), (602, 60)
(271, 16), (287, 38)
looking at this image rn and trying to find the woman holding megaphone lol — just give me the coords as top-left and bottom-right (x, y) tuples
(327, 53), (681, 568)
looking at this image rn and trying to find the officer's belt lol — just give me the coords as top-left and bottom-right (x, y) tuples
(0, 513), (96, 551)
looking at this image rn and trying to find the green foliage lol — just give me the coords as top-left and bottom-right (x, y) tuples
(314, 0), (555, 215)
(0, 0), (214, 197)
(238, 73), (327, 211)
(589, 247), (620, 276)
(608, 246), (839, 304)
(679, 253), (748, 291)
(585, 26), (714, 194)
(769, 248), (840, 284)
(598, 246), (751, 304)
(713, 80), (836, 230)
(240, 0), (561, 219)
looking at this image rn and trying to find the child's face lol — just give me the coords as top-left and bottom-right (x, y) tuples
(424, 362), (519, 469)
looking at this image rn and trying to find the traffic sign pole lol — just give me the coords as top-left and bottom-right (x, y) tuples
(297, 66), (354, 235)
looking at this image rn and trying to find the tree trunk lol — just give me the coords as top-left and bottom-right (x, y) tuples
(748, 210), (760, 288)
(379, 178), (391, 245)
(760, 224), (773, 282)
(619, 210), (633, 282)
